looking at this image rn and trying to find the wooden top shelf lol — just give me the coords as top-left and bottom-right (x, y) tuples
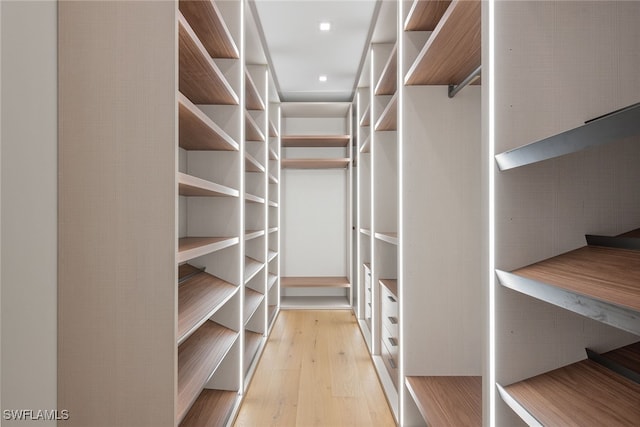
(245, 256), (264, 284)
(179, 0), (238, 59)
(499, 356), (640, 426)
(375, 231), (398, 245)
(179, 389), (237, 427)
(404, 0), (453, 31)
(178, 92), (238, 151)
(178, 267), (237, 344)
(281, 135), (350, 147)
(244, 288), (265, 324)
(245, 230), (265, 241)
(177, 320), (238, 423)
(245, 111), (266, 142)
(178, 172), (239, 198)
(178, 237), (239, 263)
(282, 158), (350, 169)
(359, 104), (371, 127)
(360, 135), (371, 153)
(375, 92), (398, 131)
(379, 279), (398, 298)
(178, 13), (238, 105)
(375, 44), (398, 96)
(269, 120), (279, 138)
(245, 152), (265, 173)
(281, 277), (350, 288)
(405, 0), (481, 86)
(406, 376), (481, 427)
(245, 71), (265, 111)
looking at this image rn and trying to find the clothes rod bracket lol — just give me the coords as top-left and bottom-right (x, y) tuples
(448, 65), (481, 98)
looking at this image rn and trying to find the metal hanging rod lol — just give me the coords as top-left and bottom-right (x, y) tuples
(448, 65), (481, 98)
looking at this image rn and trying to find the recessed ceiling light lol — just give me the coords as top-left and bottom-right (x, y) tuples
(319, 22), (331, 32)
(318, 75), (327, 82)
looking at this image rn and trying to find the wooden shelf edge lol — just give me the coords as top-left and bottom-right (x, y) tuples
(374, 92), (398, 131)
(360, 228), (372, 236)
(374, 43), (398, 96)
(245, 193), (265, 204)
(281, 135), (350, 147)
(178, 237), (239, 263)
(178, 92), (239, 151)
(281, 276), (350, 288)
(360, 135), (371, 153)
(244, 257), (265, 284)
(245, 111), (266, 142)
(375, 232), (398, 245)
(178, 172), (239, 198)
(379, 279), (398, 298)
(269, 120), (279, 137)
(359, 104), (371, 127)
(267, 250), (278, 262)
(268, 274), (278, 290)
(245, 70), (266, 111)
(244, 288), (265, 324)
(268, 147), (279, 160)
(496, 384), (542, 427)
(281, 158), (350, 169)
(179, 389), (238, 427)
(245, 152), (266, 173)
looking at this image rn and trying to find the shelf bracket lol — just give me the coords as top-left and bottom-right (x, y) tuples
(586, 348), (640, 385)
(448, 65), (481, 99)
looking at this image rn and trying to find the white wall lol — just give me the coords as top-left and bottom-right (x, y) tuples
(1, 1), (58, 425)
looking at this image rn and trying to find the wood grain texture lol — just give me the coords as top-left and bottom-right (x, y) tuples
(245, 111), (266, 142)
(178, 172), (239, 197)
(281, 277), (351, 288)
(404, 0), (453, 31)
(244, 330), (264, 372)
(602, 341), (640, 373)
(244, 288), (265, 324)
(406, 376), (481, 426)
(379, 279), (398, 298)
(245, 152), (265, 173)
(281, 158), (350, 169)
(374, 93), (398, 131)
(513, 246), (640, 312)
(178, 237), (239, 263)
(245, 257), (265, 284)
(178, 13), (238, 105)
(359, 104), (371, 127)
(281, 135), (350, 147)
(178, 0), (238, 59)
(245, 71), (266, 111)
(233, 311), (395, 427)
(180, 389), (238, 427)
(178, 321), (238, 422)
(375, 231), (398, 245)
(504, 359), (640, 426)
(179, 92), (238, 151)
(178, 271), (238, 344)
(375, 44), (398, 96)
(361, 228), (372, 236)
(405, 0), (481, 85)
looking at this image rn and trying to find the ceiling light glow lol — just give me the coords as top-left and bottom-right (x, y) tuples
(319, 22), (331, 31)
(318, 75), (327, 82)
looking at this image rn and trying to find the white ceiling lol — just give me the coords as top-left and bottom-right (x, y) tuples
(253, 0), (378, 102)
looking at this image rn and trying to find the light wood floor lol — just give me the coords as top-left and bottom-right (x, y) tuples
(234, 310), (396, 427)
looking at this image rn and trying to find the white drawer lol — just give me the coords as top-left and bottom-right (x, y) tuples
(380, 284), (398, 320)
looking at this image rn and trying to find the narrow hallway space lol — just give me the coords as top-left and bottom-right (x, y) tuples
(234, 311), (395, 426)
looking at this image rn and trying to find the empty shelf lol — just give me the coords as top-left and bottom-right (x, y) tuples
(268, 305), (278, 324)
(178, 0), (238, 59)
(245, 193), (265, 204)
(359, 104), (371, 127)
(267, 250), (278, 262)
(495, 102), (640, 170)
(179, 389), (238, 427)
(405, 0), (481, 86)
(178, 237), (239, 263)
(404, 0), (453, 31)
(379, 279), (398, 298)
(375, 44), (398, 96)
(375, 232), (398, 245)
(406, 376), (481, 427)
(497, 245), (640, 335)
(268, 200), (278, 208)
(244, 288), (265, 324)
(245, 230), (265, 241)
(282, 158), (350, 169)
(245, 111), (265, 142)
(268, 273), (278, 290)
(178, 13), (238, 105)
(178, 172), (239, 198)
(281, 135), (350, 147)
(281, 277), (350, 288)
(374, 92), (398, 131)
(245, 153), (265, 173)
(178, 92), (238, 151)
(245, 257), (264, 284)
(245, 71), (265, 111)
(177, 321), (238, 423)
(269, 120), (278, 138)
(269, 147), (279, 160)
(268, 173), (278, 184)
(360, 135), (371, 153)
(498, 357), (640, 426)
(178, 268), (238, 344)
(360, 228), (372, 236)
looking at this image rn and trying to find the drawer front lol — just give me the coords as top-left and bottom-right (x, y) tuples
(380, 285), (398, 320)
(365, 300), (372, 318)
(381, 321), (399, 362)
(383, 312), (399, 338)
(364, 264), (371, 288)
(381, 339), (398, 389)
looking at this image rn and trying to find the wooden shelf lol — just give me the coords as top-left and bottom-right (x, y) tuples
(499, 356), (640, 426)
(359, 104), (371, 127)
(269, 147), (279, 160)
(404, 0), (452, 31)
(244, 330), (263, 371)
(282, 158), (350, 169)
(245, 111), (266, 142)
(177, 321), (238, 423)
(268, 227), (278, 234)
(374, 92), (398, 131)
(268, 173), (278, 184)
(178, 267), (238, 344)
(245, 193), (265, 204)
(268, 200), (278, 208)
(281, 135), (350, 147)
(244, 288), (265, 324)
(179, 389), (237, 427)
(269, 120), (278, 138)
(497, 244), (640, 335)
(281, 277), (350, 288)
(268, 304), (278, 323)
(375, 231), (398, 245)
(495, 102), (640, 171)
(375, 44), (398, 96)
(379, 279), (398, 298)
(360, 228), (372, 236)
(245, 153), (265, 173)
(360, 135), (371, 153)
(245, 71), (265, 111)
(268, 273), (278, 290)
(405, 0), (481, 86)
(245, 230), (265, 241)
(178, 0), (238, 59)
(178, 237), (239, 263)
(406, 376), (481, 427)
(178, 92), (238, 151)
(601, 342), (640, 373)
(178, 13), (238, 105)
(178, 172), (239, 198)
(245, 256), (264, 284)
(280, 296), (351, 310)
(267, 250), (277, 262)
